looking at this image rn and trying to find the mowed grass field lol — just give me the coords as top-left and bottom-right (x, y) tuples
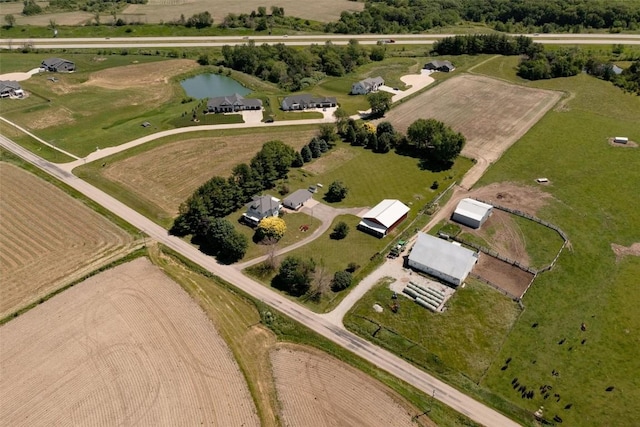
(471, 60), (640, 426)
(0, 257), (259, 426)
(78, 127), (318, 225)
(382, 74), (562, 173)
(0, 162), (133, 319)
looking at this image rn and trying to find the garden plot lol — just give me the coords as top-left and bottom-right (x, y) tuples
(0, 163), (133, 318)
(0, 257), (259, 427)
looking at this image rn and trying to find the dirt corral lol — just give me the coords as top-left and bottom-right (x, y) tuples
(103, 129), (316, 215)
(472, 254), (534, 299)
(0, 163), (133, 318)
(0, 258), (259, 426)
(271, 344), (435, 427)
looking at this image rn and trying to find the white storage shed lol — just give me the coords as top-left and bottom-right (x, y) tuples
(452, 198), (493, 229)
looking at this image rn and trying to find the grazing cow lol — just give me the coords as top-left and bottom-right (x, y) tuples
(606, 386), (615, 392)
(565, 404), (572, 410)
(558, 338), (566, 345)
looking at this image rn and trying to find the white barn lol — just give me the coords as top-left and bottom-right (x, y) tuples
(452, 198), (493, 229)
(408, 232), (478, 286)
(357, 199), (410, 238)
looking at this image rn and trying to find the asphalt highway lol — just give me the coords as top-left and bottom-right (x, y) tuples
(0, 134), (523, 427)
(2, 33), (640, 49)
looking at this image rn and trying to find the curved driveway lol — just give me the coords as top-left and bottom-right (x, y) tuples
(0, 134), (521, 427)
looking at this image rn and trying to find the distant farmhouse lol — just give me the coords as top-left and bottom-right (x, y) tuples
(424, 60), (455, 73)
(281, 94), (337, 111)
(243, 195), (282, 226)
(451, 198), (493, 229)
(351, 76), (385, 95)
(0, 81), (24, 98)
(206, 94), (262, 113)
(41, 58), (75, 73)
(408, 232), (478, 287)
(283, 189), (313, 210)
(358, 199), (410, 238)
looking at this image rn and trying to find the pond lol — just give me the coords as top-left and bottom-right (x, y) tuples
(180, 73), (251, 99)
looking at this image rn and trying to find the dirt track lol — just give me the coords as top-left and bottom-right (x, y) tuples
(0, 258), (259, 426)
(271, 344), (434, 427)
(0, 163), (132, 318)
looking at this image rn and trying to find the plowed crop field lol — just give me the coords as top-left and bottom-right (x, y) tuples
(0, 257), (259, 426)
(103, 130), (316, 215)
(271, 344), (434, 427)
(0, 163), (132, 318)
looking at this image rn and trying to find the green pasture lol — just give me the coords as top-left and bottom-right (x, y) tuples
(346, 278), (521, 383)
(288, 143), (473, 211)
(245, 214), (390, 312)
(0, 120), (75, 163)
(471, 63), (640, 426)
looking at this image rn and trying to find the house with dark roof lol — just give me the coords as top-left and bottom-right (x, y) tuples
(281, 94), (337, 111)
(283, 189), (313, 210)
(0, 81), (24, 98)
(206, 93), (262, 113)
(424, 60), (455, 73)
(351, 76), (385, 95)
(242, 195), (282, 226)
(41, 58), (75, 72)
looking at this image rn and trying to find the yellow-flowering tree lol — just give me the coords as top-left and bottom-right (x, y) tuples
(257, 216), (287, 242)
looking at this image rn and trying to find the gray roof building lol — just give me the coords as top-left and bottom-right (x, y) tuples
(242, 195), (282, 225)
(281, 94), (337, 111)
(41, 58), (75, 72)
(206, 93), (262, 113)
(424, 60), (455, 72)
(351, 76), (385, 94)
(408, 232), (478, 286)
(0, 80), (23, 97)
(283, 189), (313, 210)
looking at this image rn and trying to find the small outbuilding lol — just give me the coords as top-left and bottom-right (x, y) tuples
(408, 232), (478, 286)
(358, 199), (410, 238)
(41, 58), (75, 72)
(451, 198), (493, 229)
(242, 195), (282, 226)
(283, 189), (313, 210)
(613, 136), (629, 144)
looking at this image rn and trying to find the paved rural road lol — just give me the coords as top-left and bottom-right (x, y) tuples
(0, 134), (522, 427)
(2, 33), (640, 49)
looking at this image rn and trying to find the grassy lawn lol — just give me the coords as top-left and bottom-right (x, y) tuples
(470, 64), (640, 426)
(0, 120), (76, 163)
(288, 143), (473, 212)
(227, 210), (322, 261)
(153, 245), (481, 427)
(512, 215), (565, 269)
(245, 214), (390, 313)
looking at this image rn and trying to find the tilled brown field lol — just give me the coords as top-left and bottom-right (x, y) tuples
(0, 163), (132, 318)
(122, 0), (364, 24)
(271, 344), (434, 427)
(103, 129), (316, 215)
(0, 257), (259, 426)
(385, 74), (561, 171)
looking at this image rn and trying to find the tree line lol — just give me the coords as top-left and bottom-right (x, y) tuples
(325, 0), (640, 34)
(221, 40), (385, 91)
(585, 59), (640, 95)
(432, 34), (542, 57)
